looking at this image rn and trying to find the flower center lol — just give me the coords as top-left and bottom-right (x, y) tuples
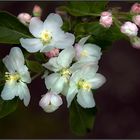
(77, 79), (92, 91)
(80, 50), (88, 57)
(5, 72), (20, 83)
(59, 68), (71, 81)
(41, 31), (52, 45)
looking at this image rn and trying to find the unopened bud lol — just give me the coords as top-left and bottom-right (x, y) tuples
(17, 13), (32, 25)
(131, 3), (140, 14)
(133, 15), (140, 27)
(39, 92), (63, 113)
(44, 48), (60, 58)
(33, 5), (42, 17)
(99, 11), (113, 28)
(130, 36), (140, 49)
(120, 21), (138, 37)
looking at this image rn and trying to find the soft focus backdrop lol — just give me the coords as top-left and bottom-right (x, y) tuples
(0, 1), (140, 139)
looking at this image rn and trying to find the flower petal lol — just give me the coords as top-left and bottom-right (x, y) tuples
(54, 33), (75, 49)
(66, 86), (77, 107)
(1, 81), (17, 100)
(89, 73), (106, 89)
(77, 90), (95, 108)
(20, 38), (43, 53)
(3, 47), (24, 72)
(29, 17), (43, 38)
(45, 73), (66, 93)
(57, 46), (75, 68)
(78, 35), (91, 46)
(83, 43), (102, 59)
(17, 82), (30, 106)
(43, 57), (61, 72)
(43, 13), (63, 29)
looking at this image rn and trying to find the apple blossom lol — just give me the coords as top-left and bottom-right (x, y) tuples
(74, 36), (102, 63)
(33, 5), (42, 17)
(133, 15), (140, 27)
(17, 13), (32, 25)
(1, 47), (31, 106)
(20, 13), (75, 53)
(43, 46), (99, 94)
(66, 67), (106, 108)
(130, 36), (140, 49)
(99, 11), (113, 28)
(120, 21), (138, 37)
(131, 3), (140, 14)
(44, 48), (59, 58)
(39, 92), (63, 113)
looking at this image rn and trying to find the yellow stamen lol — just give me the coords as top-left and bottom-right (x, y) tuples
(59, 68), (71, 81)
(80, 50), (88, 57)
(41, 31), (52, 44)
(77, 79), (92, 91)
(5, 72), (20, 83)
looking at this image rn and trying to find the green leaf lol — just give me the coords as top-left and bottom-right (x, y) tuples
(57, 1), (108, 17)
(26, 60), (45, 73)
(0, 11), (32, 44)
(69, 100), (97, 136)
(0, 97), (18, 119)
(34, 52), (46, 63)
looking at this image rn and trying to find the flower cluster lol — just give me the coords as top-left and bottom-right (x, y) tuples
(1, 12), (106, 113)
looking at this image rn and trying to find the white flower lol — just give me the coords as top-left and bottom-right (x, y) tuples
(75, 36), (102, 63)
(1, 47), (31, 106)
(120, 21), (138, 37)
(20, 13), (75, 53)
(66, 67), (106, 108)
(43, 46), (99, 94)
(42, 46), (75, 93)
(39, 92), (63, 113)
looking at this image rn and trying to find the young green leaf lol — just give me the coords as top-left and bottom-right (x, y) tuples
(69, 99), (97, 136)
(0, 11), (32, 44)
(26, 60), (45, 73)
(57, 1), (108, 17)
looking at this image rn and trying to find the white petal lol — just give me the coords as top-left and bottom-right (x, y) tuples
(78, 35), (91, 46)
(66, 86), (77, 107)
(70, 65), (98, 83)
(42, 57), (61, 72)
(54, 33), (75, 49)
(20, 38), (43, 53)
(20, 67), (31, 83)
(43, 13), (63, 29)
(57, 46), (75, 67)
(70, 61), (98, 73)
(89, 73), (106, 89)
(3, 47), (24, 72)
(45, 73), (66, 93)
(17, 82), (30, 106)
(51, 94), (63, 107)
(29, 17), (43, 38)
(84, 43), (102, 59)
(77, 90), (95, 108)
(1, 81), (17, 100)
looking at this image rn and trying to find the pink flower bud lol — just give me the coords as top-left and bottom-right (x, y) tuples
(17, 13), (32, 25)
(99, 11), (113, 28)
(130, 36), (140, 49)
(39, 92), (63, 113)
(133, 15), (140, 27)
(44, 48), (60, 58)
(131, 3), (140, 14)
(33, 5), (42, 17)
(120, 21), (138, 37)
